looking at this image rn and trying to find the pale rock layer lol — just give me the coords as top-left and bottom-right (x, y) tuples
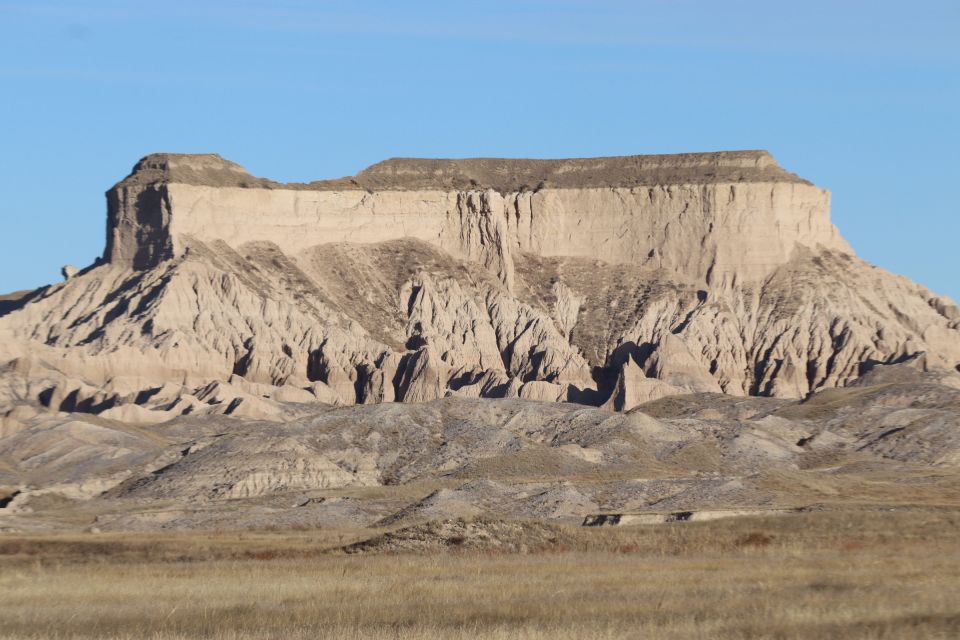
(106, 152), (849, 290)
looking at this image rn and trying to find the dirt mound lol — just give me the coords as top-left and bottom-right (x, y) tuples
(343, 518), (575, 554)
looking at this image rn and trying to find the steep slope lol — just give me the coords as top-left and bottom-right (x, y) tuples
(104, 151), (849, 290)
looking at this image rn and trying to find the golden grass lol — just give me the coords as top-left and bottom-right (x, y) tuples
(0, 509), (958, 639)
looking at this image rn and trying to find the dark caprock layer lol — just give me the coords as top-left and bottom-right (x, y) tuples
(113, 150), (811, 194)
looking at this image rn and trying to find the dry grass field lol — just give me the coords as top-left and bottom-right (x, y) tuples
(0, 508), (958, 639)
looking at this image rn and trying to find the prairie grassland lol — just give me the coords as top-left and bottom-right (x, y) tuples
(0, 509), (958, 640)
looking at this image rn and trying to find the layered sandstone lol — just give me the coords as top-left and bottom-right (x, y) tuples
(1, 151), (958, 423)
(104, 151), (849, 288)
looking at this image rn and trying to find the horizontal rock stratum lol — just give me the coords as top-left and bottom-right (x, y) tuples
(1, 151), (959, 426)
(106, 151), (849, 288)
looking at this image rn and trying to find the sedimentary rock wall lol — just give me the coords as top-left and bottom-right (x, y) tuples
(105, 152), (850, 289)
(1, 150), (956, 425)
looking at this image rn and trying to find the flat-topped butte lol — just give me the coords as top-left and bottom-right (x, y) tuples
(106, 149), (840, 287)
(1, 149), (957, 421)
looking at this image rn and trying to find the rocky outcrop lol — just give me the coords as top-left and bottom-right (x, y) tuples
(103, 151), (849, 289)
(0, 151), (958, 421)
(601, 356), (682, 411)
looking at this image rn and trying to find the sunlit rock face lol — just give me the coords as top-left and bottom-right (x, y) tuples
(105, 151), (849, 289)
(1, 151), (957, 420)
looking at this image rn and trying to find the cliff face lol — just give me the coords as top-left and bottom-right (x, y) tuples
(1, 151), (958, 425)
(104, 152), (849, 288)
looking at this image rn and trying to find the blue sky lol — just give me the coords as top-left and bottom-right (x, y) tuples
(1, 1), (957, 299)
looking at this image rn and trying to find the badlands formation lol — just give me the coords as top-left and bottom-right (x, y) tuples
(1, 150), (959, 534)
